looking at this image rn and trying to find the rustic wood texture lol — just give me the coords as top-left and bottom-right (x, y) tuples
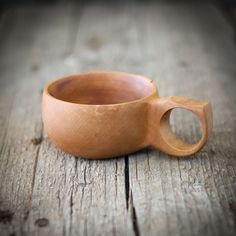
(0, 2), (235, 236)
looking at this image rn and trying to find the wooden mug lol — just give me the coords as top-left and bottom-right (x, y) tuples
(42, 71), (212, 159)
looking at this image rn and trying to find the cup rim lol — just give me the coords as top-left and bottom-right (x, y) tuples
(44, 71), (157, 106)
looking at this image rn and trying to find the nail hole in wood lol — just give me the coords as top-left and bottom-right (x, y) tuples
(31, 137), (42, 145)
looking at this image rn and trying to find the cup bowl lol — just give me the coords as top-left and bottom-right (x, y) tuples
(42, 71), (157, 159)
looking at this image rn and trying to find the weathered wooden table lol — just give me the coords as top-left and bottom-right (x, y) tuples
(0, 2), (236, 236)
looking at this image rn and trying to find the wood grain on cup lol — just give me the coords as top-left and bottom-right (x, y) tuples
(42, 71), (212, 159)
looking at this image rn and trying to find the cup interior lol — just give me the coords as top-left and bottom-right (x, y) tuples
(47, 72), (154, 105)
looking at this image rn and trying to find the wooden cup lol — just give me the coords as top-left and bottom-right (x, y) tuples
(42, 71), (212, 159)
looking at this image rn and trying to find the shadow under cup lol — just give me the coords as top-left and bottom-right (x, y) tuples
(47, 72), (155, 105)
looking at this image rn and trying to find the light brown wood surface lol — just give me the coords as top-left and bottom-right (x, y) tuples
(42, 72), (212, 158)
(0, 2), (236, 236)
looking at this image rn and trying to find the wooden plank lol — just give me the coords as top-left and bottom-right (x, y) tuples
(0, 2), (235, 236)
(126, 3), (236, 236)
(0, 7), (47, 236)
(23, 3), (133, 236)
(0, 3), (82, 236)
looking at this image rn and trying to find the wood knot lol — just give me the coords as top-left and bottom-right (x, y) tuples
(0, 209), (14, 224)
(31, 137), (42, 145)
(34, 218), (49, 227)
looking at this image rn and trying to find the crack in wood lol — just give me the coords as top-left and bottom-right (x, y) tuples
(130, 191), (140, 236)
(115, 160), (118, 197)
(70, 193), (73, 216)
(146, 149), (151, 172)
(124, 155), (130, 210)
(30, 126), (43, 201)
(69, 189), (74, 236)
(124, 156), (141, 236)
(57, 189), (61, 209)
(83, 165), (87, 186)
(104, 164), (107, 201)
(80, 187), (85, 211)
(79, 162), (86, 210)
(69, 157), (78, 235)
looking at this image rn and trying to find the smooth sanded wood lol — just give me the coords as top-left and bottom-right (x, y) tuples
(0, 2), (235, 236)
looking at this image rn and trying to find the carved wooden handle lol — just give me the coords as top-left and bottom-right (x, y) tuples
(149, 96), (213, 157)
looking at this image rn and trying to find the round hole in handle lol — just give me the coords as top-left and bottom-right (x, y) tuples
(159, 108), (203, 154)
(169, 108), (202, 144)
